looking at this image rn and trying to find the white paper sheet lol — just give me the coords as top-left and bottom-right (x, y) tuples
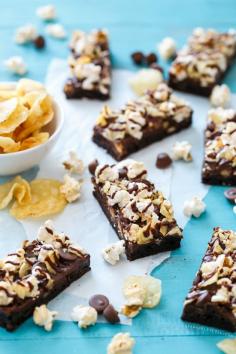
(13, 59), (211, 321)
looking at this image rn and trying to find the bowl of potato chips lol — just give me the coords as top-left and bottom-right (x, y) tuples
(0, 79), (64, 176)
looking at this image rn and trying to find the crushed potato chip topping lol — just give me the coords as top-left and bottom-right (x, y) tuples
(0, 79), (54, 153)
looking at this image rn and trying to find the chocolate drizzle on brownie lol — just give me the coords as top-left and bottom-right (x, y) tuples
(182, 227), (236, 332)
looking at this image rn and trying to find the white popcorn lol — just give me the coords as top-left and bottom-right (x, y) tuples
(63, 151), (84, 174)
(123, 275), (162, 309)
(107, 333), (135, 354)
(33, 304), (57, 331)
(15, 24), (37, 44)
(172, 141), (192, 161)
(36, 5), (56, 20)
(217, 338), (236, 354)
(102, 240), (125, 265)
(71, 305), (97, 328)
(210, 84), (231, 108)
(60, 175), (82, 203)
(129, 68), (163, 96)
(158, 37), (176, 60)
(183, 196), (206, 218)
(46, 24), (66, 39)
(4, 56), (27, 75)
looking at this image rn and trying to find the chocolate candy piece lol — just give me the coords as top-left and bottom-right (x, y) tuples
(58, 249), (78, 262)
(103, 304), (120, 324)
(156, 153), (172, 169)
(88, 159), (99, 175)
(224, 188), (236, 203)
(150, 63), (164, 73)
(146, 53), (157, 65)
(34, 35), (45, 49)
(131, 51), (144, 65)
(89, 294), (109, 314)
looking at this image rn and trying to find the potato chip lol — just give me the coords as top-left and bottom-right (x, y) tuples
(123, 275), (162, 309)
(0, 136), (20, 153)
(0, 79), (54, 154)
(0, 176), (31, 209)
(217, 338), (236, 354)
(20, 132), (49, 151)
(0, 101), (28, 134)
(15, 94), (54, 141)
(0, 98), (18, 123)
(16, 79), (46, 96)
(0, 83), (17, 101)
(10, 179), (67, 219)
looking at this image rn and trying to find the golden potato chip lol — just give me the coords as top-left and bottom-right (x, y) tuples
(0, 176), (31, 209)
(14, 94), (54, 141)
(0, 83), (17, 101)
(0, 101), (28, 134)
(0, 97), (17, 123)
(0, 136), (20, 153)
(20, 132), (49, 151)
(10, 179), (67, 219)
(16, 79), (45, 96)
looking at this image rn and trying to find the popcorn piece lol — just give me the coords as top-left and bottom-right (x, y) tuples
(107, 333), (135, 354)
(102, 241), (125, 265)
(210, 84), (231, 108)
(123, 275), (162, 309)
(36, 5), (56, 20)
(60, 175), (82, 203)
(4, 56), (27, 75)
(183, 196), (206, 218)
(46, 24), (66, 39)
(217, 338), (236, 354)
(172, 141), (192, 161)
(158, 37), (176, 60)
(15, 24), (37, 44)
(63, 151), (84, 174)
(129, 68), (163, 96)
(33, 304), (57, 331)
(71, 305), (97, 328)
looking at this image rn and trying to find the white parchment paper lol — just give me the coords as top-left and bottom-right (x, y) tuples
(1, 59), (211, 322)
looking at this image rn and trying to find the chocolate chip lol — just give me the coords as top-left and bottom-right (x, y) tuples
(156, 153), (172, 169)
(118, 167), (128, 179)
(150, 63), (164, 73)
(224, 188), (236, 203)
(146, 53), (157, 65)
(88, 159), (99, 175)
(131, 51), (145, 65)
(58, 249), (77, 261)
(34, 35), (45, 49)
(103, 304), (120, 324)
(89, 294), (109, 314)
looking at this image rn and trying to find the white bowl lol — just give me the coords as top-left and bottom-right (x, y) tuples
(0, 100), (64, 176)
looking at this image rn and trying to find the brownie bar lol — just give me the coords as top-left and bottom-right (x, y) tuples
(64, 29), (111, 100)
(182, 227), (236, 332)
(0, 222), (90, 331)
(92, 83), (192, 161)
(202, 107), (236, 186)
(91, 159), (183, 261)
(169, 28), (236, 96)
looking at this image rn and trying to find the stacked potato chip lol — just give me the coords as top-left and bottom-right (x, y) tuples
(0, 79), (54, 153)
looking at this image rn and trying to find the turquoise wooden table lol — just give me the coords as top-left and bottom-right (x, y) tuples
(1, 1), (236, 353)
